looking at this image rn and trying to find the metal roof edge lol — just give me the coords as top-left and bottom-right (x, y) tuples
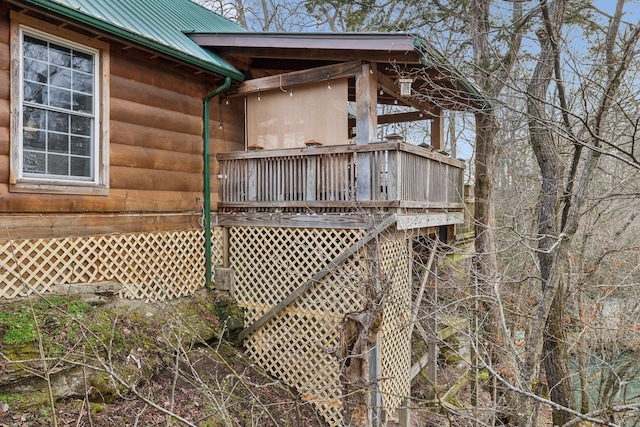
(188, 31), (418, 50)
(413, 38), (491, 111)
(19, 0), (245, 81)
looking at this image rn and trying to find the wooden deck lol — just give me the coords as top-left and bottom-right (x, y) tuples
(216, 142), (465, 229)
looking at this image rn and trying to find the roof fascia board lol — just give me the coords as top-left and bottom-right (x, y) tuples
(16, 0), (244, 80)
(189, 32), (417, 53)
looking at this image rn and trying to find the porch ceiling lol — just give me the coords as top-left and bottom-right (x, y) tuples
(189, 32), (487, 112)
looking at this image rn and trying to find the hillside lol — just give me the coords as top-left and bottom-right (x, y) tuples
(0, 290), (325, 426)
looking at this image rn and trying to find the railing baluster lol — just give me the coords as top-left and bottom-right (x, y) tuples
(216, 143), (465, 212)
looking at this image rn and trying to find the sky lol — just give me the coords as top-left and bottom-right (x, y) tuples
(594, 0), (640, 22)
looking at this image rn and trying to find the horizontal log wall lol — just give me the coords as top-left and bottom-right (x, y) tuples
(1, 3), (12, 204)
(0, 4), (245, 239)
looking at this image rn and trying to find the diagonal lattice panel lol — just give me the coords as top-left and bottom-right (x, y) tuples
(231, 226), (413, 424)
(0, 229), (221, 301)
(378, 232), (412, 414)
(230, 227), (365, 319)
(230, 226), (368, 425)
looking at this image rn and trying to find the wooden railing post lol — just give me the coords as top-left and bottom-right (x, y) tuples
(387, 148), (399, 203)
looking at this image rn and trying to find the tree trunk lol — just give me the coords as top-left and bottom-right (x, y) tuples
(339, 242), (386, 427)
(542, 280), (575, 426)
(473, 111), (498, 279)
(470, 0), (523, 422)
(525, 1), (575, 424)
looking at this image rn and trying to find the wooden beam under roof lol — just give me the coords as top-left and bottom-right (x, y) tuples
(191, 32), (417, 49)
(378, 110), (436, 124)
(191, 33), (424, 64)
(224, 60), (363, 96)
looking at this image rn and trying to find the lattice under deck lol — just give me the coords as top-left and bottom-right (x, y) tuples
(0, 229), (222, 301)
(378, 232), (412, 413)
(231, 226), (412, 425)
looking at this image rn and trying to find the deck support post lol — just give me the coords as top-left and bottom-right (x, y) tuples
(355, 62), (378, 204)
(367, 238), (384, 427)
(222, 227), (230, 268)
(431, 108), (444, 151)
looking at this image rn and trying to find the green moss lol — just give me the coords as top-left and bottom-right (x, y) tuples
(0, 292), (231, 413)
(213, 301), (244, 339)
(0, 298), (92, 346)
(0, 311), (38, 345)
(68, 301), (91, 317)
(0, 392), (24, 404)
(89, 372), (113, 395)
(89, 402), (104, 413)
(0, 387), (51, 409)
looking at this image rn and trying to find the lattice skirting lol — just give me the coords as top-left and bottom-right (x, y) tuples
(0, 229), (223, 301)
(379, 232), (412, 414)
(230, 226), (412, 425)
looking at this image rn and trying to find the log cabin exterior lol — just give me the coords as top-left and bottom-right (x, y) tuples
(0, 1), (486, 425)
(0, 0), (245, 300)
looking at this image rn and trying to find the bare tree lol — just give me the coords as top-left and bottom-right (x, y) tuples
(193, 0), (317, 31)
(519, 0), (640, 424)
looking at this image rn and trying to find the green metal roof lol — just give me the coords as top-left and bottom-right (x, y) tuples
(20, 0), (245, 80)
(413, 38), (490, 110)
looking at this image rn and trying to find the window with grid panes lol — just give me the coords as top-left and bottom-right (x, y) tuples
(20, 31), (97, 181)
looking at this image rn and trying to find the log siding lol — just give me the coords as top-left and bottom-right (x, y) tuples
(0, 3), (245, 238)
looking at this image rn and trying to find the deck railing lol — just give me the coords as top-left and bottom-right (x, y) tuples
(216, 142), (465, 213)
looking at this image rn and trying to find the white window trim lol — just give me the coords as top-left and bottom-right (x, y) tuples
(10, 13), (110, 195)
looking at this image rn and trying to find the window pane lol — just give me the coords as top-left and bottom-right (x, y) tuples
(70, 156), (91, 177)
(23, 36), (47, 60)
(71, 136), (91, 156)
(24, 58), (48, 83)
(23, 151), (46, 174)
(24, 81), (48, 104)
(70, 116), (92, 136)
(49, 87), (71, 110)
(23, 107), (46, 130)
(73, 93), (93, 113)
(24, 129), (46, 151)
(49, 132), (69, 154)
(48, 153), (69, 175)
(49, 43), (71, 67)
(73, 72), (93, 94)
(48, 111), (69, 133)
(72, 51), (93, 73)
(21, 33), (98, 182)
(49, 65), (71, 89)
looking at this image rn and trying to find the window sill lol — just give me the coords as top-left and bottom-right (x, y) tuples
(10, 182), (109, 196)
